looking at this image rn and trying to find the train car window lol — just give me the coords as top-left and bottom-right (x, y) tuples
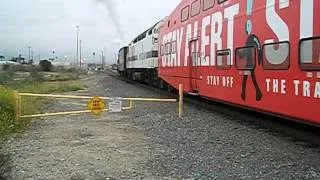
(191, 0), (201, 17)
(153, 38), (158, 44)
(152, 51), (158, 57)
(203, 0), (214, 11)
(148, 29), (153, 35)
(165, 43), (172, 55)
(218, 0), (228, 4)
(181, 6), (189, 22)
(216, 49), (231, 69)
(263, 41), (290, 70)
(171, 41), (177, 53)
(299, 37), (320, 70)
(146, 52), (151, 58)
(141, 32), (147, 40)
(146, 51), (158, 58)
(235, 46), (256, 70)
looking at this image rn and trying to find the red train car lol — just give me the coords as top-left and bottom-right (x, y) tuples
(158, 0), (320, 124)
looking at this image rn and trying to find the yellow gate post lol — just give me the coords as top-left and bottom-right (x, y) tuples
(13, 90), (20, 121)
(179, 84), (183, 118)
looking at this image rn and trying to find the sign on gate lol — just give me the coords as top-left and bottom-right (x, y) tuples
(88, 96), (106, 115)
(109, 97), (122, 113)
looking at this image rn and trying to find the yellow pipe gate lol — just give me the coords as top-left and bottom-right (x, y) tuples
(13, 84), (184, 120)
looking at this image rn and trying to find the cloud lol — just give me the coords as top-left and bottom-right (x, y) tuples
(0, 0), (180, 64)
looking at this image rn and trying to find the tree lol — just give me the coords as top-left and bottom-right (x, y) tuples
(39, 60), (52, 71)
(0, 55), (5, 61)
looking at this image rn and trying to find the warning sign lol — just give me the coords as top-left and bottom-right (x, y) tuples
(88, 96), (105, 115)
(109, 98), (122, 113)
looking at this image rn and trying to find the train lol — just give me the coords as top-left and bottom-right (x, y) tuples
(118, 0), (320, 125)
(118, 19), (165, 86)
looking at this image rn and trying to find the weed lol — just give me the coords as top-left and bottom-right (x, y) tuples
(0, 81), (83, 136)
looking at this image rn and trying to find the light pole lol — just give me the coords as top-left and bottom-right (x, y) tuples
(52, 50), (55, 62)
(101, 51), (104, 67)
(28, 46), (31, 62)
(76, 25), (80, 67)
(93, 51), (96, 66)
(80, 40), (82, 67)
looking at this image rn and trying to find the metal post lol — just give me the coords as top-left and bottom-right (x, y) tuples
(129, 100), (133, 109)
(93, 51), (96, 67)
(31, 50), (33, 60)
(52, 50), (55, 61)
(80, 40), (82, 67)
(179, 84), (183, 118)
(13, 90), (20, 121)
(101, 51), (104, 68)
(103, 47), (106, 68)
(28, 46), (31, 62)
(76, 25), (79, 67)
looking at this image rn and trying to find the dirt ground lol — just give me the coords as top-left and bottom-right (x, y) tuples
(0, 73), (159, 179)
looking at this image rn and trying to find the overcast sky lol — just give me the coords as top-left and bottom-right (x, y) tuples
(0, 0), (180, 64)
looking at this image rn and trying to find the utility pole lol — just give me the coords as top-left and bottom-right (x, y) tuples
(28, 46), (31, 62)
(76, 25), (80, 67)
(101, 51), (104, 67)
(52, 50), (55, 62)
(93, 51), (96, 66)
(30, 50), (34, 64)
(80, 40), (82, 67)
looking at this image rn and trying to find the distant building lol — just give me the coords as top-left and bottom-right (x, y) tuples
(11, 54), (26, 64)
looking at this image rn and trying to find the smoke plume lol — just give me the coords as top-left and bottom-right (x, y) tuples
(95, 0), (124, 41)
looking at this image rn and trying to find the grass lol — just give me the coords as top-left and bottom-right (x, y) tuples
(19, 81), (83, 94)
(0, 68), (85, 178)
(0, 80), (84, 136)
(0, 87), (16, 136)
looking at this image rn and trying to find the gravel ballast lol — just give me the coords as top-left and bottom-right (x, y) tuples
(1, 72), (320, 179)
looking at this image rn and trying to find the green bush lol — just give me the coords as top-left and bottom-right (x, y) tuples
(0, 87), (16, 135)
(39, 60), (52, 72)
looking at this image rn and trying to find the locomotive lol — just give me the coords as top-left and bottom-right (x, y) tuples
(118, 19), (165, 86)
(118, 0), (320, 125)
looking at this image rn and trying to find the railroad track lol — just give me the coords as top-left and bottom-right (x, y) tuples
(102, 70), (320, 153)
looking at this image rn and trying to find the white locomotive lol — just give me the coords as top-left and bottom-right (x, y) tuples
(120, 19), (165, 84)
